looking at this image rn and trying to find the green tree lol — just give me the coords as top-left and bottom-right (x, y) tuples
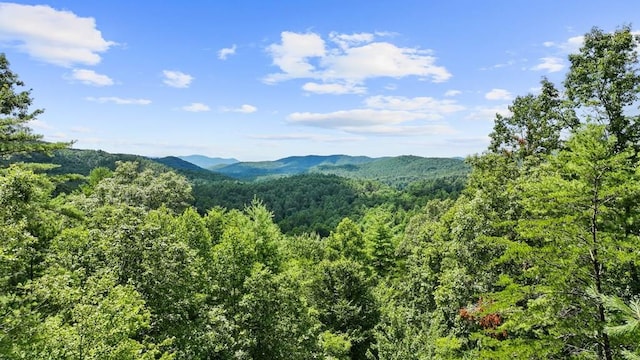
(237, 263), (319, 359)
(600, 295), (640, 359)
(80, 161), (193, 213)
(29, 270), (171, 360)
(478, 125), (639, 359)
(310, 259), (379, 360)
(0, 53), (69, 159)
(326, 217), (366, 262)
(489, 78), (577, 159)
(565, 26), (640, 152)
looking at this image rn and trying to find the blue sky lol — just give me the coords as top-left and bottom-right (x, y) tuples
(0, 1), (639, 161)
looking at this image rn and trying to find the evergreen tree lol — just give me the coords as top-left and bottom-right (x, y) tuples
(0, 53), (69, 159)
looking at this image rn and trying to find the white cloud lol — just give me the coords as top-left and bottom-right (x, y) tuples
(162, 70), (193, 88)
(543, 35), (584, 54)
(485, 88), (512, 101)
(302, 82), (366, 95)
(182, 102), (210, 112)
(288, 109), (427, 128)
(342, 124), (455, 136)
(287, 109), (455, 136)
(444, 90), (462, 97)
(218, 44), (237, 60)
(321, 42), (450, 82)
(329, 32), (375, 50)
(481, 60), (516, 71)
(529, 86), (542, 94)
(0, 3), (115, 66)
(250, 133), (363, 143)
(70, 69), (113, 86)
(286, 94), (463, 135)
(221, 104), (257, 113)
(531, 57), (565, 73)
(86, 96), (151, 105)
(264, 31), (451, 92)
(264, 31), (326, 83)
(466, 105), (512, 121)
(364, 95), (464, 114)
(27, 119), (53, 129)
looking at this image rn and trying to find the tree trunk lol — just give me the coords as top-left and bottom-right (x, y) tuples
(591, 186), (612, 360)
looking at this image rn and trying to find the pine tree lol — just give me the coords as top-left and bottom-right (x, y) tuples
(0, 53), (69, 160)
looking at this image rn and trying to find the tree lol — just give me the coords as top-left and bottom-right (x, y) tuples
(489, 78), (577, 159)
(600, 294), (640, 359)
(83, 161), (193, 213)
(28, 270), (171, 360)
(565, 26), (640, 152)
(310, 259), (379, 360)
(0, 53), (69, 159)
(477, 125), (639, 359)
(326, 217), (366, 262)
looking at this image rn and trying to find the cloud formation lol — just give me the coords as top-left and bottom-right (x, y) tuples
(264, 31), (451, 93)
(0, 3), (114, 66)
(302, 82), (366, 95)
(250, 133), (363, 143)
(218, 44), (237, 60)
(70, 69), (113, 86)
(182, 102), (210, 112)
(485, 88), (512, 101)
(86, 96), (151, 105)
(364, 95), (464, 114)
(466, 105), (512, 121)
(221, 104), (257, 113)
(444, 90), (462, 97)
(543, 35), (584, 54)
(162, 70), (193, 88)
(531, 57), (565, 73)
(286, 95), (462, 136)
(27, 119), (53, 130)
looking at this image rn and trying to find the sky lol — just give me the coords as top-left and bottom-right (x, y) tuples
(1, 1), (639, 161)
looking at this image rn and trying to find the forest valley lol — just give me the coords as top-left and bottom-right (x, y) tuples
(3, 25), (640, 359)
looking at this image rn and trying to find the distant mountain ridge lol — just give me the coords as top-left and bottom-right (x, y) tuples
(16, 150), (469, 190)
(178, 155), (238, 169)
(154, 156), (209, 171)
(198, 154), (469, 185)
(211, 154), (376, 180)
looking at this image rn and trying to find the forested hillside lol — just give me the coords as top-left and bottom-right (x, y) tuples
(15, 148), (465, 236)
(3, 25), (640, 360)
(207, 154), (468, 186)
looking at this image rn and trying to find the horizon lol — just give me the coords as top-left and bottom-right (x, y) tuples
(1, 1), (639, 161)
(71, 147), (465, 163)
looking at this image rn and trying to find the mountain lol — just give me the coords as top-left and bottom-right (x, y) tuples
(178, 155), (238, 169)
(211, 155), (376, 180)
(4, 148), (166, 176)
(14, 149), (468, 193)
(211, 154), (469, 186)
(154, 156), (208, 172)
(313, 155), (469, 186)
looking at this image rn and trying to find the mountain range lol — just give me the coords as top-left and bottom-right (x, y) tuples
(8, 149), (469, 188)
(177, 155), (239, 169)
(176, 153), (469, 185)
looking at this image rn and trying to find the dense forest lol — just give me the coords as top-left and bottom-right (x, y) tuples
(2, 25), (640, 359)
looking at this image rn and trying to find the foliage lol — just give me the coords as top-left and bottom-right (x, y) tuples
(210, 154), (470, 187)
(0, 53), (69, 160)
